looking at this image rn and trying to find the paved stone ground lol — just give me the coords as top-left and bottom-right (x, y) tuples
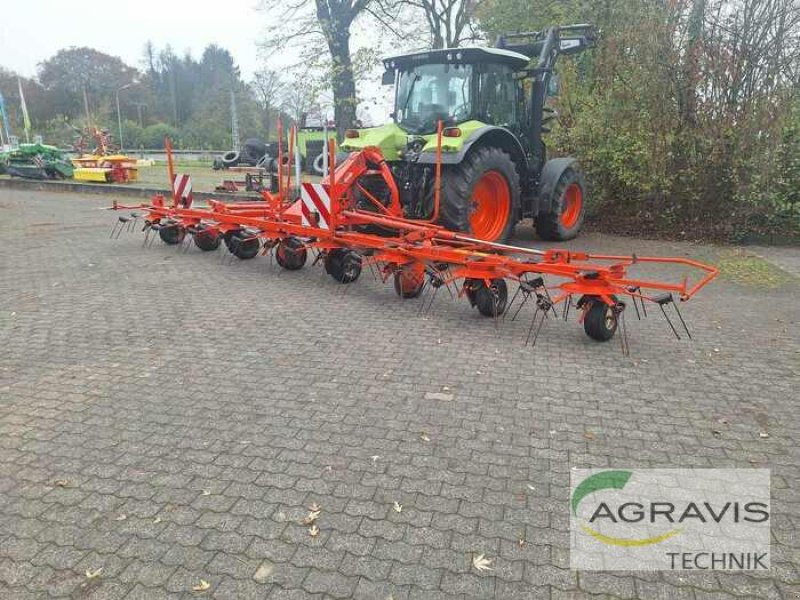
(0, 189), (798, 599)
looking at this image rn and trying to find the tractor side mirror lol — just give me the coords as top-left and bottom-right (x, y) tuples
(382, 70), (395, 86)
(559, 37), (588, 55)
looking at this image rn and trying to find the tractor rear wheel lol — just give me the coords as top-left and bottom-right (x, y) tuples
(440, 146), (520, 243)
(535, 167), (586, 241)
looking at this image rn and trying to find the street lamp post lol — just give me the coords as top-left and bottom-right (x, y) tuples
(116, 83), (136, 151)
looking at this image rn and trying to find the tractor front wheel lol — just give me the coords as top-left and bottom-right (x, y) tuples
(535, 167), (586, 241)
(440, 147), (520, 243)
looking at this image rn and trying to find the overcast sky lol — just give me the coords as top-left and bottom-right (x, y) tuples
(1, 1), (409, 124)
(1, 0), (266, 79)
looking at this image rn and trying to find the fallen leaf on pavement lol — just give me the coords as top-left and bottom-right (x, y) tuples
(393, 502), (403, 513)
(472, 554), (493, 572)
(301, 510), (321, 525)
(192, 579), (211, 592)
(309, 524), (320, 537)
(85, 568), (103, 579)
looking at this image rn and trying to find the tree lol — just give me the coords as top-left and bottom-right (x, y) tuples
(38, 47), (138, 121)
(377, 0), (484, 48)
(251, 68), (284, 139)
(259, 0), (374, 138)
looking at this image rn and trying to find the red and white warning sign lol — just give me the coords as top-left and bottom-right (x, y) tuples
(300, 183), (332, 229)
(172, 174), (193, 208)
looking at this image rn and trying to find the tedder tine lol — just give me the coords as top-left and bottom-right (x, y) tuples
(654, 293), (681, 339)
(562, 295), (572, 321)
(674, 302), (692, 339)
(616, 303), (630, 357)
(505, 282), (523, 320)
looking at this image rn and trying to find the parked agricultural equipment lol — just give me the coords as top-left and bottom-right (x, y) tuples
(341, 24), (597, 243)
(109, 135), (717, 352)
(2, 143), (74, 179)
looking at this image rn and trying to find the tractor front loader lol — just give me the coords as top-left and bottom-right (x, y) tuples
(340, 24), (597, 243)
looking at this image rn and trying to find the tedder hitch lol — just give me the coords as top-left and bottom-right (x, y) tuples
(108, 135), (718, 354)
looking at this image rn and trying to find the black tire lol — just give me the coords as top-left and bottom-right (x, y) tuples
(194, 228), (221, 251)
(159, 222), (185, 245)
(440, 146), (520, 243)
(325, 249), (362, 283)
(226, 233), (260, 260)
(275, 237), (307, 270)
(221, 151), (240, 167)
(312, 153), (326, 175)
(393, 268), (425, 298)
(465, 278), (508, 317)
(583, 299), (618, 341)
(535, 166), (586, 241)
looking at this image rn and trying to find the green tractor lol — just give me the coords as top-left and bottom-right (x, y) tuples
(340, 24), (597, 243)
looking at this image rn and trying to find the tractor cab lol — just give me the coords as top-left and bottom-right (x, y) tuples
(385, 48), (530, 136)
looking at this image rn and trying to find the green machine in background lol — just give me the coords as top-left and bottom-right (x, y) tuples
(1, 143), (74, 180)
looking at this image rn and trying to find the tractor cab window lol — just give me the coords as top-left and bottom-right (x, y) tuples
(396, 63), (473, 133)
(476, 65), (518, 128)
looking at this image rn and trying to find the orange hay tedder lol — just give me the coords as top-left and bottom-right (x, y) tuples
(109, 129), (718, 353)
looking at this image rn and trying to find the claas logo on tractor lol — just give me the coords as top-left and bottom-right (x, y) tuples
(107, 97), (718, 355)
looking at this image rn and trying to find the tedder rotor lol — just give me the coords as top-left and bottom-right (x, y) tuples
(108, 132), (718, 354)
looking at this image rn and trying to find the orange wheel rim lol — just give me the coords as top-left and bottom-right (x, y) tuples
(560, 183), (583, 228)
(470, 171), (511, 242)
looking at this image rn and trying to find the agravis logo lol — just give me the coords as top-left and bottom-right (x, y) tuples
(571, 470), (682, 547)
(569, 469), (771, 571)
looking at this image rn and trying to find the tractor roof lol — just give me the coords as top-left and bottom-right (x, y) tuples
(383, 47), (530, 71)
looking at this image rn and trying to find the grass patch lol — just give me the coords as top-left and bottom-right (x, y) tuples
(716, 249), (793, 287)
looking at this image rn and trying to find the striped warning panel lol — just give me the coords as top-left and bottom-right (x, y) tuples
(300, 183), (332, 229)
(172, 174), (193, 208)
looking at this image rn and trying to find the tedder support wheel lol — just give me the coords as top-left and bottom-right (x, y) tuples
(159, 221), (186, 245)
(536, 166), (586, 241)
(193, 227), (221, 251)
(440, 146), (520, 244)
(275, 237), (307, 270)
(393, 264), (425, 298)
(325, 249), (362, 283)
(225, 232), (260, 260)
(466, 278), (508, 317)
(583, 298), (618, 341)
